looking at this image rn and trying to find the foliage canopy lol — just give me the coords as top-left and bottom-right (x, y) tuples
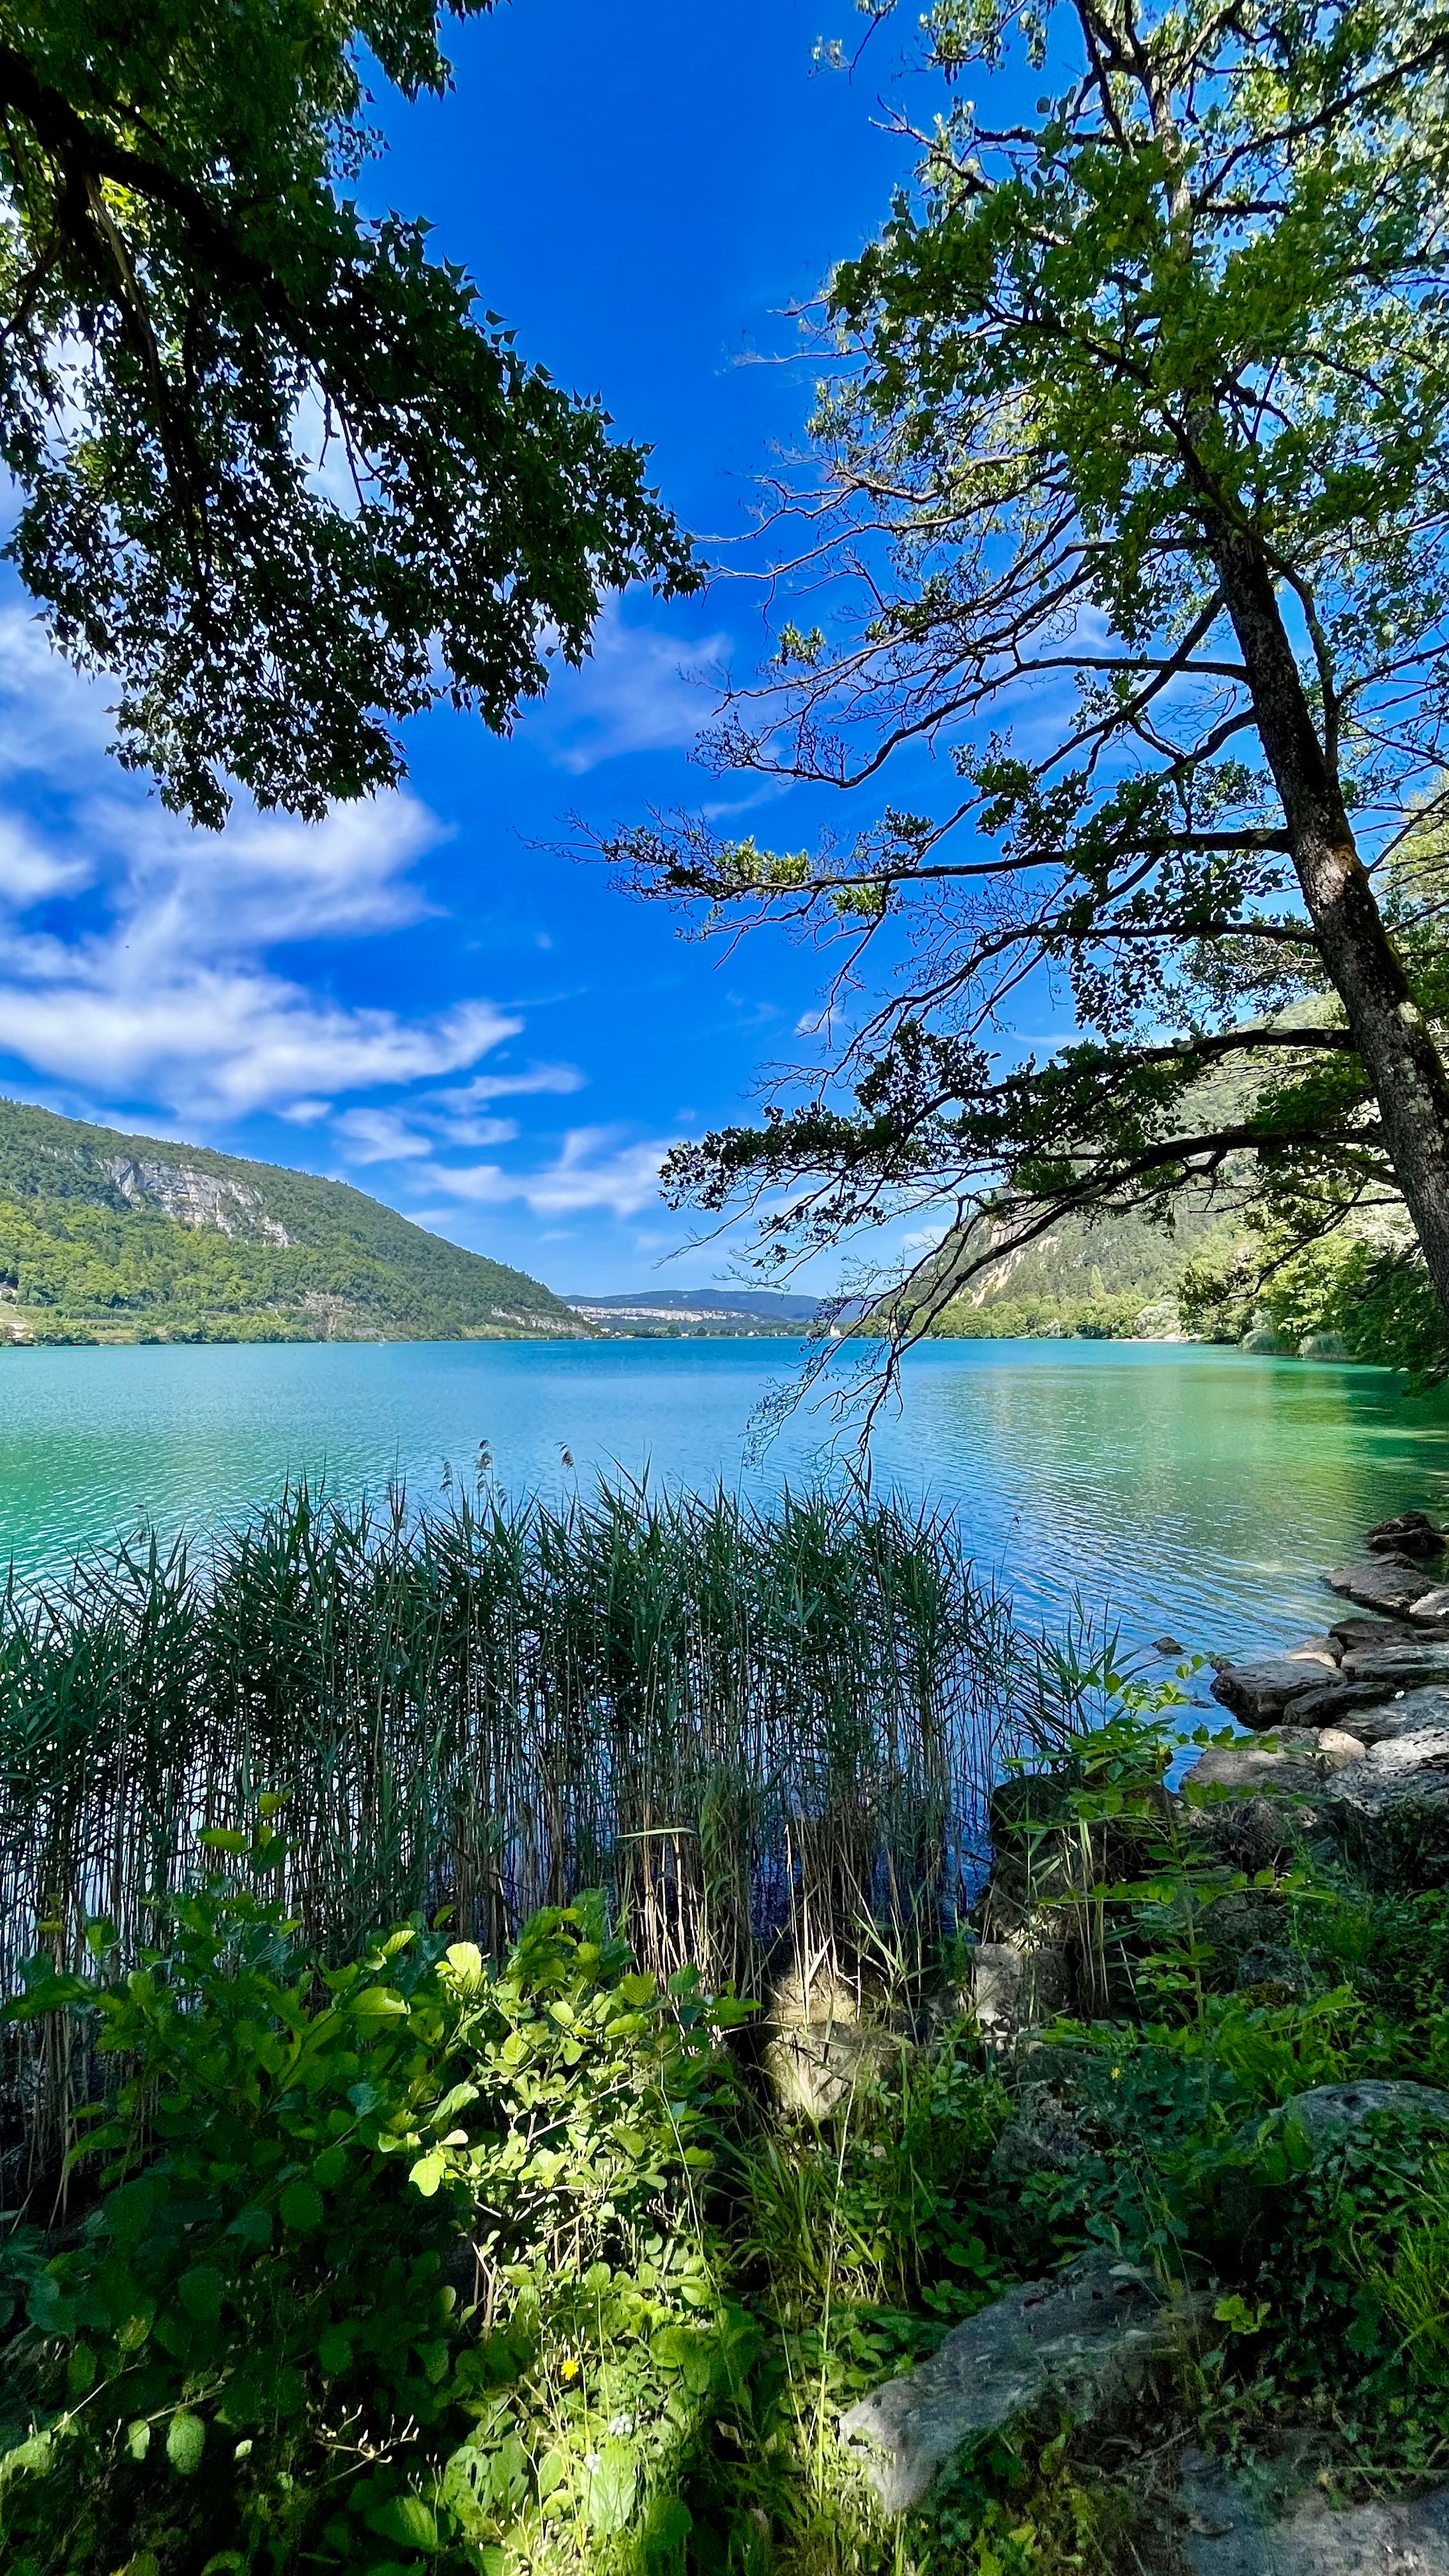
(609, 0), (1449, 1356)
(0, 0), (695, 824)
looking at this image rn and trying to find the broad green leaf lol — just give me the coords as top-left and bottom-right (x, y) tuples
(167, 2411), (206, 2476)
(279, 2179), (325, 2232)
(364, 2492), (440, 2548)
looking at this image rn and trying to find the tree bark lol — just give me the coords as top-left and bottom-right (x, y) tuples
(1208, 516), (1449, 1327)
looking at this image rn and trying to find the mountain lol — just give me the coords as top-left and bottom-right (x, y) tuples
(0, 1098), (586, 1346)
(927, 1202), (1247, 1340)
(569, 1289), (823, 1336)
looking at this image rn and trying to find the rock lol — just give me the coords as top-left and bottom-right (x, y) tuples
(1291, 1677), (1414, 1725)
(1328, 1729), (1449, 1815)
(1211, 1659), (1344, 1726)
(1325, 1560), (1443, 1616)
(1412, 1586), (1449, 1621)
(967, 1937), (1073, 2049)
(1368, 1508), (1448, 1559)
(1351, 1686), (1449, 1745)
(1181, 2447), (1449, 2575)
(1316, 1728), (1367, 1769)
(1341, 1639), (1449, 1689)
(1153, 1634), (1186, 1655)
(1269, 2079), (1449, 2148)
(838, 2253), (1202, 2513)
(1298, 1330), (1349, 1360)
(988, 2086), (1089, 2181)
(760, 2020), (901, 2120)
(1184, 1731), (1335, 1798)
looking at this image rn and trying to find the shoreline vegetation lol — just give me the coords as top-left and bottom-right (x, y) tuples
(7, 1487), (1449, 2568)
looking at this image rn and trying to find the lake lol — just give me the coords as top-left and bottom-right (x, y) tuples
(1, 1335), (1447, 1660)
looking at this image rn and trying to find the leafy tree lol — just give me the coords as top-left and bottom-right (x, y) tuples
(607, 0), (1449, 1350)
(0, 1), (695, 825)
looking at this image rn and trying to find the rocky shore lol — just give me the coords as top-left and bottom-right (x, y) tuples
(832, 1501), (1449, 2570)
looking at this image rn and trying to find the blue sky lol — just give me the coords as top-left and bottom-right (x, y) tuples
(0, 3), (962, 1295)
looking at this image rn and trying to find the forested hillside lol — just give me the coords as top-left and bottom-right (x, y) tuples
(0, 1100), (584, 1345)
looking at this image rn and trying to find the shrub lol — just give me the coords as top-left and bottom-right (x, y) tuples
(0, 1832), (746, 2575)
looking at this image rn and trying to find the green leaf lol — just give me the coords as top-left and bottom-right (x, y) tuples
(349, 1987), (409, 2020)
(167, 2411), (206, 2477)
(65, 2342), (96, 2398)
(318, 2322), (356, 2375)
(126, 2419), (151, 2462)
(364, 2492), (440, 2549)
(279, 2179), (325, 2233)
(179, 2266), (225, 2327)
(585, 2441), (638, 2535)
(408, 2150), (447, 2198)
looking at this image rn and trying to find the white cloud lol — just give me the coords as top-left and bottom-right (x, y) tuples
(432, 1063), (585, 1106)
(0, 611), (529, 1121)
(0, 963), (519, 1119)
(539, 601), (730, 774)
(413, 1126), (675, 1218)
(335, 1102), (518, 1162)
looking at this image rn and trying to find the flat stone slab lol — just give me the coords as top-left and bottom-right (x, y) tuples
(1211, 1659), (1345, 1726)
(1326, 1560), (1442, 1616)
(1411, 1586), (1449, 1621)
(1342, 1641), (1449, 1688)
(1184, 1733), (1336, 1798)
(838, 2254), (1198, 2513)
(1182, 2448), (1449, 2573)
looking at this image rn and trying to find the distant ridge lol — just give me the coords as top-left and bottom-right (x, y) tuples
(570, 1288), (822, 1336)
(0, 1097), (585, 1346)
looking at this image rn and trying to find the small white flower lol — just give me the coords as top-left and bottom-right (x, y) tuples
(608, 2413), (634, 2437)
(584, 2451), (601, 2474)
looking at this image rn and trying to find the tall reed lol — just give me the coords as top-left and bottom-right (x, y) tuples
(0, 1478), (1022, 2175)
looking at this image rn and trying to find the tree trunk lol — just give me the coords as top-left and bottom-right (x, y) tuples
(1208, 517), (1449, 1328)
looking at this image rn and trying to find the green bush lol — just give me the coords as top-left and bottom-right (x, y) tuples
(0, 1832), (747, 2575)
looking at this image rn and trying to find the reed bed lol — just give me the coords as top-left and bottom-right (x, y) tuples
(0, 1478), (1025, 2174)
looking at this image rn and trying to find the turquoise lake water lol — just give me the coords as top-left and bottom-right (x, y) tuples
(2, 1337), (1448, 1660)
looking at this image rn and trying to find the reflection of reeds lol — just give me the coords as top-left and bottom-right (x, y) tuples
(0, 1479), (1020, 2172)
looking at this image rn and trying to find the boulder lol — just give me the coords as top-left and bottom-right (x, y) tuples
(1184, 1731), (1337, 1798)
(1341, 1639), (1449, 1689)
(760, 2020), (902, 2121)
(838, 2253), (1202, 2513)
(1328, 1729), (1449, 1816)
(1350, 1685), (1449, 1745)
(1211, 1658), (1344, 1727)
(1266, 2080), (1449, 2149)
(1412, 1586), (1449, 1622)
(967, 1936), (1073, 2050)
(1181, 2448), (1449, 2575)
(1368, 1508), (1448, 1560)
(1325, 1559), (1443, 1616)
(1291, 1676), (1416, 1726)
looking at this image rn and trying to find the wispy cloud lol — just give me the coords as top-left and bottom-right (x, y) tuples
(334, 1102), (519, 1163)
(413, 1126), (675, 1217)
(0, 611), (526, 1121)
(538, 601), (729, 774)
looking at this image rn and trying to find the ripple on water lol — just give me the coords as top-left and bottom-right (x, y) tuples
(0, 1337), (1446, 1660)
